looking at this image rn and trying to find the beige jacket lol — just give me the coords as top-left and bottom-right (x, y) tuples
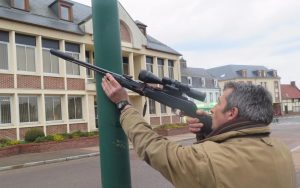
(120, 107), (297, 188)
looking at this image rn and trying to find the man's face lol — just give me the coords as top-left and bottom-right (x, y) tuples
(210, 88), (234, 130)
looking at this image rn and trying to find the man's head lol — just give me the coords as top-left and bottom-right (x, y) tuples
(210, 82), (273, 129)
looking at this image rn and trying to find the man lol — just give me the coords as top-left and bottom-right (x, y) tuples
(102, 73), (296, 188)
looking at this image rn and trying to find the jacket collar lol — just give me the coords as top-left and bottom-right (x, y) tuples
(197, 122), (271, 144)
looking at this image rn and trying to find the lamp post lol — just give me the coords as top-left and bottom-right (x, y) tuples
(92, 0), (132, 187)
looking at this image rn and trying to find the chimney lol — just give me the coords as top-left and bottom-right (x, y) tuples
(135, 20), (147, 36)
(291, 81), (296, 87)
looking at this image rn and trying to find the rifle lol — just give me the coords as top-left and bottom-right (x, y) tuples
(50, 49), (212, 138)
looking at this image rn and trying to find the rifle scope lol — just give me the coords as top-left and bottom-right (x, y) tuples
(138, 70), (206, 101)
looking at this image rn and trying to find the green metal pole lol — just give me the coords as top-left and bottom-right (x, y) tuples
(91, 1), (132, 188)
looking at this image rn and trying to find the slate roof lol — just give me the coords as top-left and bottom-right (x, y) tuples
(0, 0), (91, 35)
(181, 67), (214, 78)
(281, 84), (300, 100)
(146, 35), (181, 56)
(0, 0), (180, 55)
(207, 64), (278, 80)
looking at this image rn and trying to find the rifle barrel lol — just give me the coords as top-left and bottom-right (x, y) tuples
(50, 49), (115, 76)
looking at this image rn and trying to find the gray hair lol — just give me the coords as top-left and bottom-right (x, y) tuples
(223, 82), (273, 124)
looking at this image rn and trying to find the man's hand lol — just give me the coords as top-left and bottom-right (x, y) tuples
(186, 110), (208, 134)
(101, 73), (129, 104)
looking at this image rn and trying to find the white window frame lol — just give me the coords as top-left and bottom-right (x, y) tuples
(19, 96), (39, 124)
(16, 44), (36, 72)
(158, 64), (164, 79)
(68, 96), (83, 120)
(42, 48), (59, 75)
(45, 96), (62, 122)
(65, 51), (80, 76)
(0, 41), (9, 71)
(160, 104), (167, 114)
(0, 96), (12, 125)
(201, 77), (206, 87)
(149, 99), (156, 115)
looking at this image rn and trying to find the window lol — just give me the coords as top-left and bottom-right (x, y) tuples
(61, 6), (70, 20)
(65, 42), (80, 75)
(0, 31), (9, 70)
(0, 97), (11, 124)
(11, 0), (29, 11)
(274, 81), (279, 89)
(201, 77), (205, 87)
(59, 1), (73, 22)
(210, 92), (213, 102)
(19, 96), (38, 123)
(149, 99), (156, 114)
(157, 58), (164, 78)
(260, 82), (267, 88)
(122, 57), (129, 75)
(213, 79), (218, 87)
(188, 77), (192, 86)
(215, 92), (219, 102)
(161, 104), (167, 114)
(45, 96), (62, 121)
(86, 51), (94, 78)
(146, 56), (153, 72)
(16, 34), (36, 72)
(0, 44), (8, 70)
(168, 60), (174, 79)
(42, 38), (59, 74)
(68, 96), (82, 120)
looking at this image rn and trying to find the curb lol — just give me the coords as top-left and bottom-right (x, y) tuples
(0, 135), (196, 172)
(0, 152), (100, 172)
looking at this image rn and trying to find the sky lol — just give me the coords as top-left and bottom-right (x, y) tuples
(73, 0), (300, 88)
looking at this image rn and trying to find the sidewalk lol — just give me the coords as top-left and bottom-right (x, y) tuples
(1, 132), (299, 174)
(0, 133), (196, 171)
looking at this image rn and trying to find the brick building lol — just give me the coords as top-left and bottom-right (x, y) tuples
(0, 0), (181, 140)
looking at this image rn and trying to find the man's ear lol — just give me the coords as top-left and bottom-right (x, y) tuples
(228, 107), (239, 120)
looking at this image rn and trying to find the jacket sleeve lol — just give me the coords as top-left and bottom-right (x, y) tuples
(120, 107), (215, 187)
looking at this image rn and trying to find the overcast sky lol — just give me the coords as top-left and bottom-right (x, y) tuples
(73, 0), (300, 88)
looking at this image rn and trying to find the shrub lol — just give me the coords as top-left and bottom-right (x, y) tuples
(53, 134), (64, 142)
(88, 131), (98, 136)
(34, 135), (54, 143)
(70, 131), (89, 138)
(0, 138), (21, 147)
(8, 140), (21, 146)
(24, 128), (45, 142)
(154, 123), (187, 130)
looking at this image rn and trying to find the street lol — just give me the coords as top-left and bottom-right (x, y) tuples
(0, 117), (299, 188)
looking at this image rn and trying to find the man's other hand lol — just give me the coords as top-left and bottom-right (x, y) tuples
(101, 73), (129, 104)
(186, 110), (208, 134)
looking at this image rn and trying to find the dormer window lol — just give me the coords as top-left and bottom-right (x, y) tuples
(11, 0), (29, 11)
(273, 70), (277, 77)
(59, 2), (73, 21)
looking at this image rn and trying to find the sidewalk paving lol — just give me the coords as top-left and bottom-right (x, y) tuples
(0, 132), (299, 175)
(0, 133), (196, 171)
